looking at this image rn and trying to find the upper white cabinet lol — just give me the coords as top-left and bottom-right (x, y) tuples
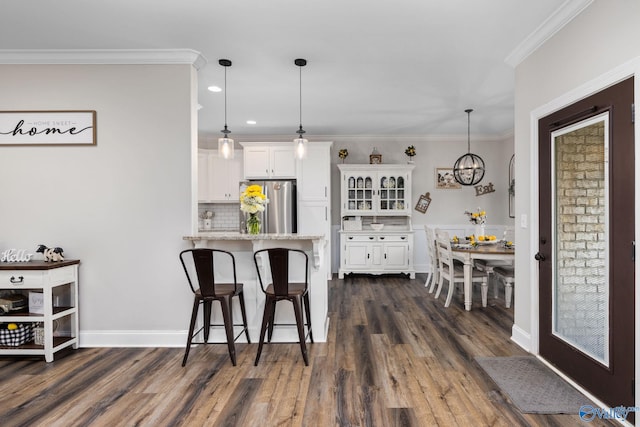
(298, 144), (330, 201)
(198, 149), (243, 202)
(241, 142), (296, 179)
(338, 164), (413, 216)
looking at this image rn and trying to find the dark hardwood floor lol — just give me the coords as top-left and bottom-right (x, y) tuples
(0, 274), (615, 426)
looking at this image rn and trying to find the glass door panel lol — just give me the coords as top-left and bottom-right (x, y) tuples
(552, 113), (609, 366)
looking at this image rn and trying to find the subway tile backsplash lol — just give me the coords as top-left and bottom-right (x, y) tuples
(199, 203), (240, 231)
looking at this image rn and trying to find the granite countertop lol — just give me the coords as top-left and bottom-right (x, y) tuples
(184, 232), (325, 241)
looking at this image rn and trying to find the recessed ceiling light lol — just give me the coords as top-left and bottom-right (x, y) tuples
(246, 120), (257, 125)
(208, 86), (222, 92)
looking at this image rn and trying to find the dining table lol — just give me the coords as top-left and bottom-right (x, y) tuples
(451, 243), (515, 311)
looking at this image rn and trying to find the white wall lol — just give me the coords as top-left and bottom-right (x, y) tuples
(0, 64), (195, 345)
(513, 1), (640, 351)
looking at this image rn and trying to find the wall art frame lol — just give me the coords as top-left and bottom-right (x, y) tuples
(0, 110), (97, 146)
(415, 192), (432, 214)
(435, 167), (461, 189)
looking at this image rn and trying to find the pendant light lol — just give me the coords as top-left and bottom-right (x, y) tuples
(293, 58), (308, 160)
(217, 59), (234, 159)
(453, 109), (485, 186)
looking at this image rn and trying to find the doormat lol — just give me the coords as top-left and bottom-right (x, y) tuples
(476, 356), (595, 414)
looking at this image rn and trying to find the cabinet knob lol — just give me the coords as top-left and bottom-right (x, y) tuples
(10, 275), (24, 284)
(369, 236), (374, 240)
(401, 236), (406, 240)
(380, 237), (385, 240)
(348, 236), (353, 240)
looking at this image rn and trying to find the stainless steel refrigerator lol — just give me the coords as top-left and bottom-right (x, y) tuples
(239, 180), (297, 234)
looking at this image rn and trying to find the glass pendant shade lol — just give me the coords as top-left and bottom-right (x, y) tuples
(218, 137), (234, 159)
(453, 108), (485, 186)
(294, 136), (307, 159)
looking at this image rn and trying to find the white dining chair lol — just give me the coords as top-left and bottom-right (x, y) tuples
(424, 226), (439, 292)
(434, 230), (488, 308)
(474, 226), (515, 298)
(493, 266), (515, 308)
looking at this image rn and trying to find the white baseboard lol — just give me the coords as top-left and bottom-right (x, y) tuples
(79, 325), (327, 348)
(510, 324), (531, 352)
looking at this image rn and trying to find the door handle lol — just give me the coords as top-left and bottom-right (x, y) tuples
(534, 252), (546, 261)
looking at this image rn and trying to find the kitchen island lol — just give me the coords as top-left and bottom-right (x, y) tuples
(183, 232), (328, 342)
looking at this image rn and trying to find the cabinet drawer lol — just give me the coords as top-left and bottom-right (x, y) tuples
(345, 235), (377, 242)
(378, 235), (409, 242)
(0, 265), (75, 288)
(49, 265), (76, 286)
(0, 271), (45, 288)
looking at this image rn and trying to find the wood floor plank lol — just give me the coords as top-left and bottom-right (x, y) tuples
(0, 274), (617, 427)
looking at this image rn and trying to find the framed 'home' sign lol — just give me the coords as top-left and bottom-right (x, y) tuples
(0, 110), (96, 146)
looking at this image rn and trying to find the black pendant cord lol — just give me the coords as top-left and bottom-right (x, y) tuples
(298, 64), (304, 135)
(466, 108), (472, 153)
(224, 64), (228, 131)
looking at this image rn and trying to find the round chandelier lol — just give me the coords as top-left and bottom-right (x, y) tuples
(453, 108), (485, 186)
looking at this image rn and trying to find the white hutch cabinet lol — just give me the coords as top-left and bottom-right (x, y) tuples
(338, 164), (415, 279)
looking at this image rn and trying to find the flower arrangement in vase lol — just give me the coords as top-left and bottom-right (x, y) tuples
(240, 185), (268, 234)
(338, 148), (349, 163)
(464, 207), (486, 238)
(405, 145), (416, 163)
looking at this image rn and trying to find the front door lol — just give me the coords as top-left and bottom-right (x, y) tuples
(538, 77), (635, 411)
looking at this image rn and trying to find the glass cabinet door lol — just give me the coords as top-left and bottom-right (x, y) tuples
(378, 174), (407, 212)
(345, 173), (373, 212)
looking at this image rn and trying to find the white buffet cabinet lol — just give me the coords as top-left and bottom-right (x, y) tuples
(0, 260), (79, 362)
(338, 164), (415, 279)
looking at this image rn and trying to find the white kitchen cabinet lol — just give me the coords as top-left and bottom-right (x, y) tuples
(338, 164), (414, 279)
(241, 143), (296, 179)
(297, 141), (333, 278)
(198, 149), (243, 202)
(0, 260), (79, 362)
(298, 144), (330, 201)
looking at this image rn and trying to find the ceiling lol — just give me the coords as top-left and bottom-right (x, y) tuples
(0, 1), (589, 140)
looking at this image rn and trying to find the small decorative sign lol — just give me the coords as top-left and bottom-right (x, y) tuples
(415, 192), (432, 214)
(0, 110), (96, 146)
(0, 249), (33, 262)
(475, 182), (496, 196)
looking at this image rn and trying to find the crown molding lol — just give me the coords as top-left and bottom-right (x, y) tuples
(505, 0), (594, 68)
(0, 49), (207, 70)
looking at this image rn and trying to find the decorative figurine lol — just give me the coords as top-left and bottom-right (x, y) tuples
(36, 245), (64, 262)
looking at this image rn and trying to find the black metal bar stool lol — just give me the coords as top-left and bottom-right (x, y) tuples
(253, 248), (313, 366)
(179, 248), (250, 366)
